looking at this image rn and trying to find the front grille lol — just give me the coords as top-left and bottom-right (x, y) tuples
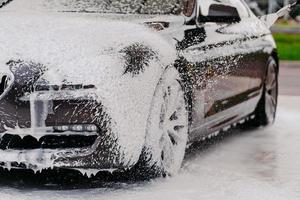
(34, 84), (96, 92)
(0, 134), (98, 150)
(0, 125), (99, 150)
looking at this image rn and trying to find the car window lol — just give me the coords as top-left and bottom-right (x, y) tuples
(183, 0), (196, 17)
(228, 0), (250, 18)
(239, 0), (258, 17)
(1, 0), (183, 15)
(214, 0), (250, 18)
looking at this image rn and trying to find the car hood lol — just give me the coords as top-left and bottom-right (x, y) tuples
(0, 12), (177, 85)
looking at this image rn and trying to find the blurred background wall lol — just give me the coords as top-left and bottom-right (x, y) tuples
(246, 0), (300, 19)
(245, 0), (300, 61)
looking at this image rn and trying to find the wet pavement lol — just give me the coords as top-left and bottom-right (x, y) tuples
(279, 61), (300, 95)
(0, 62), (300, 199)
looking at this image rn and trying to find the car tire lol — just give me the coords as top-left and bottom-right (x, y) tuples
(246, 57), (278, 127)
(132, 67), (189, 179)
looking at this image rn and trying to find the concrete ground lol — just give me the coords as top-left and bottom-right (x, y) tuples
(279, 61), (300, 95)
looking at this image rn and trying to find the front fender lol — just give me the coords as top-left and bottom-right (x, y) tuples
(96, 60), (166, 167)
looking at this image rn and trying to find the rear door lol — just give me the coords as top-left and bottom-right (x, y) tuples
(207, 0), (271, 123)
(179, 0), (262, 135)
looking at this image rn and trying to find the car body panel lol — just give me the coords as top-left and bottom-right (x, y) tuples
(0, 0), (278, 171)
(153, 14), (276, 140)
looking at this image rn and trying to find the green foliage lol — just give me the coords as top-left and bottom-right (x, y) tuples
(273, 33), (300, 60)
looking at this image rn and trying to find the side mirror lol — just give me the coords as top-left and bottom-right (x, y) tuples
(196, 2), (241, 24)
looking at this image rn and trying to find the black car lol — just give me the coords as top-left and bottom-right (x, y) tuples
(0, 0), (288, 177)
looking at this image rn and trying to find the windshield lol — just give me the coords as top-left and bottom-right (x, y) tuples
(1, 0), (183, 14)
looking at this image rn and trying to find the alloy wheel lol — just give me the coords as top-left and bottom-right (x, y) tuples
(158, 78), (189, 175)
(264, 59), (278, 124)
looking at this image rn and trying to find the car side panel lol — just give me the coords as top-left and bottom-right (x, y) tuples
(143, 15), (276, 142)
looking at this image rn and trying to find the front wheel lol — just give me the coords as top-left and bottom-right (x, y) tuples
(134, 67), (189, 178)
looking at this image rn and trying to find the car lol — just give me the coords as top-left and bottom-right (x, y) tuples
(0, 0), (280, 178)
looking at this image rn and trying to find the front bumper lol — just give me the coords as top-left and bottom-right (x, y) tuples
(0, 88), (137, 172)
(0, 137), (124, 172)
(0, 61), (148, 173)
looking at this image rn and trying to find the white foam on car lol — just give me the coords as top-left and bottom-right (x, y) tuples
(0, 6), (178, 170)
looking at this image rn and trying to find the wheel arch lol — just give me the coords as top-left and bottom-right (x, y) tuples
(173, 57), (194, 127)
(261, 51), (279, 85)
(271, 50), (280, 73)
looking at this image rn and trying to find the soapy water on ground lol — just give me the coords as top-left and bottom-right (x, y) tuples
(0, 95), (299, 200)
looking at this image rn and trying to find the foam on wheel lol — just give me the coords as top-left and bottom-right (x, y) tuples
(133, 67), (189, 178)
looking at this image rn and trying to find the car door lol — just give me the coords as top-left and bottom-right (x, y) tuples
(206, 0), (271, 123)
(142, 0), (269, 139)
(178, 0), (261, 137)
